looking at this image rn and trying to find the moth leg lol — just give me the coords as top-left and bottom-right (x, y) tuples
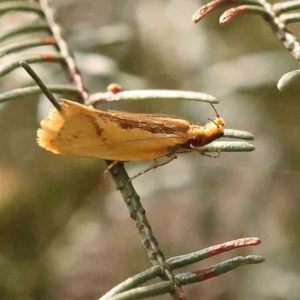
(190, 147), (221, 158)
(201, 150), (221, 158)
(103, 160), (119, 176)
(128, 154), (177, 182)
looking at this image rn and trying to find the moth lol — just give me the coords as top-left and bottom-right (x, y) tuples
(37, 99), (225, 162)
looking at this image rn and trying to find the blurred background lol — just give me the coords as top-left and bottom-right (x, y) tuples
(0, 0), (300, 299)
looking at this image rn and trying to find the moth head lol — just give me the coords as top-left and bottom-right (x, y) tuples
(214, 117), (225, 128)
(207, 116), (225, 129)
(209, 104), (225, 128)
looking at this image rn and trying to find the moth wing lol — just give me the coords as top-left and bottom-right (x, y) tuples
(108, 110), (193, 122)
(38, 100), (191, 161)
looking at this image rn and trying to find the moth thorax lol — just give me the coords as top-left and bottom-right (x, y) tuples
(189, 117), (225, 147)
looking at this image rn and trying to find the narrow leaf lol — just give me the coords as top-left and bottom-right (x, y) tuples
(88, 90), (218, 104)
(107, 282), (173, 300)
(0, 1), (43, 16)
(100, 266), (163, 300)
(277, 69), (300, 91)
(193, 0), (260, 23)
(197, 141), (255, 152)
(0, 38), (56, 58)
(220, 5), (267, 24)
(177, 255), (264, 285)
(0, 24), (50, 43)
(273, 0), (300, 14)
(279, 12), (300, 25)
(0, 53), (64, 77)
(167, 237), (261, 270)
(0, 85), (80, 103)
(224, 129), (254, 140)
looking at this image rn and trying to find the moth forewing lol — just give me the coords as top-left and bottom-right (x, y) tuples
(37, 99), (192, 161)
(37, 99), (225, 161)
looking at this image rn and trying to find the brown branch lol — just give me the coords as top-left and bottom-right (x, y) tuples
(259, 0), (300, 62)
(109, 163), (186, 300)
(39, 0), (89, 103)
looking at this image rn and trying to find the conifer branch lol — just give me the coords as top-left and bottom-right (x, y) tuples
(193, 0), (300, 90)
(0, 1), (261, 300)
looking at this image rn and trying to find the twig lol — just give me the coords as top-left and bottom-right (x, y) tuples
(39, 0), (89, 103)
(109, 163), (186, 300)
(196, 0), (300, 63)
(257, 0), (300, 63)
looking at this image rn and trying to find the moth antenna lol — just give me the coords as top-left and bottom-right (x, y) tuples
(207, 117), (220, 128)
(19, 61), (62, 111)
(210, 103), (220, 118)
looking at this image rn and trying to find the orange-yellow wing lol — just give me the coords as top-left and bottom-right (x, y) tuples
(37, 100), (192, 161)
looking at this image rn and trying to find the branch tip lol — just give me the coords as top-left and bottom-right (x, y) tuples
(193, 0), (238, 23)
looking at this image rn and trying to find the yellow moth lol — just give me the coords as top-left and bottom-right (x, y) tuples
(37, 99), (225, 161)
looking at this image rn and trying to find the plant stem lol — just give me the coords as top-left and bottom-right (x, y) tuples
(39, 0), (89, 103)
